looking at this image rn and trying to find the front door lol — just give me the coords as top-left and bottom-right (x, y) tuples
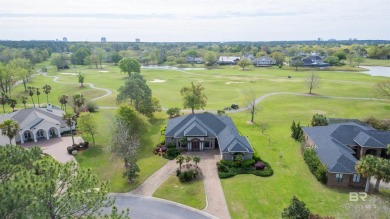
(192, 138), (200, 151)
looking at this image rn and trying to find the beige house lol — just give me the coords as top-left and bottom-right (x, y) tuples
(0, 105), (75, 145)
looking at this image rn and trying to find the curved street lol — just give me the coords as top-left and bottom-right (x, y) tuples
(104, 194), (218, 219)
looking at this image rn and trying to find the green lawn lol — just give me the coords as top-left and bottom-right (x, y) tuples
(222, 95), (390, 219)
(76, 110), (167, 192)
(11, 61), (390, 216)
(153, 176), (206, 210)
(361, 58), (390, 67)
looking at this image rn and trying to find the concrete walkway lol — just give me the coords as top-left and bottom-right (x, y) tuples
(131, 151), (231, 219)
(130, 159), (177, 196)
(184, 151), (231, 219)
(20, 136), (83, 163)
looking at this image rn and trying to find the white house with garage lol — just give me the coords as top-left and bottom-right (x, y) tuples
(0, 104), (75, 145)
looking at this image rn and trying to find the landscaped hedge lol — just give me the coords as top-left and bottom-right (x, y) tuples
(303, 148), (328, 184)
(217, 154), (273, 179)
(66, 142), (89, 155)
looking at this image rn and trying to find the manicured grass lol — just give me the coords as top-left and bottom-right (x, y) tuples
(14, 61), (390, 216)
(153, 176), (207, 210)
(76, 110), (168, 192)
(361, 58), (390, 67)
(221, 95), (390, 219)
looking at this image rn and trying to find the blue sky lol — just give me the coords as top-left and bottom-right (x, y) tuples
(0, 0), (389, 42)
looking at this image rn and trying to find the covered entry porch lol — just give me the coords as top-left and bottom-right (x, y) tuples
(178, 137), (217, 151)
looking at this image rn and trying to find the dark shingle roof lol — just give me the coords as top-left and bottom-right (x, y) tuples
(302, 122), (388, 174)
(165, 113), (253, 154)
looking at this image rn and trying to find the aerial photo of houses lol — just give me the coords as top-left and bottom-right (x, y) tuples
(0, 0), (389, 218)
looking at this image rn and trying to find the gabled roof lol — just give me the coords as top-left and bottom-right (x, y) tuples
(302, 122), (378, 173)
(184, 122), (208, 136)
(166, 113), (253, 154)
(253, 56), (275, 62)
(0, 107), (66, 132)
(218, 56), (240, 62)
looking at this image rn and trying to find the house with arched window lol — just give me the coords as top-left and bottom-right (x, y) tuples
(0, 104), (75, 145)
(165, 113), (254, 160)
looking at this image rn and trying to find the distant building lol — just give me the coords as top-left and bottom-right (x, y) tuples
(252, 56), (276, 67)
(217, 56), (240, 65)
(101, 37), (106, 43)
(63, 37), (67, 42)
(317, 37), (322, 41)
(135, 38), (140, 43)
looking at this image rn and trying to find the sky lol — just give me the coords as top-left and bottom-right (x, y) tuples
(0, 0), (389, 42)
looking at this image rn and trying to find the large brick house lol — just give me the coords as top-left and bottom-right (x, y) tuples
(302, 122), (390, 187)
(165, 113), (254, 160)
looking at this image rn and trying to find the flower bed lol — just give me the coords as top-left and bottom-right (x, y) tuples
(216, 154), (273, 179)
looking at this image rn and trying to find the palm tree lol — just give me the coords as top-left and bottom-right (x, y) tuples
(42, 84), (51, 105)
(8, 98), (17, 112)
(356, 155), (377, 193)
(20, 96), (28, 109)
(387, 144), (390, 156)
(58, 95), (69, 111)
(193, 156), (201, 168)
(0, 92), (9, 113)
(373, 158), (387, 192)
(176, 155), (184, 170)
(72, 93), (85, 114)
(36, 88), (41, 107)
(27, 86), (35, 107)
(0, 119), (20, 145)
(77, 72), (85, 87)
(62, 112), (77, 145)
(185, 156), (192, 168)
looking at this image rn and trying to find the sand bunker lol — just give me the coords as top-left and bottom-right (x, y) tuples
(60, 73), (77, 75)
(150, 79), (166, 83)
(99, 70), (109, 73)
(225, 81), (244, 85)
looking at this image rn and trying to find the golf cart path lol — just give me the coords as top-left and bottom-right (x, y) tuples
(37, 71), (112, 102)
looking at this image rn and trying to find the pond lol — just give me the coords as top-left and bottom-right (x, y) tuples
(361, 66), (390, 77)
(141, 65), (206, 71)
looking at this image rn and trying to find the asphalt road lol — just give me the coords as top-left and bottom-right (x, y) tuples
(102, 194), (218, 219)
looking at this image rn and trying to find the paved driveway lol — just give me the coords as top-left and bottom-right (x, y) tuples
(131, 150), (231, 219)
(20, 136), (83, 163)
(105, 194), (217, 219)
(183, 151), (231, 219)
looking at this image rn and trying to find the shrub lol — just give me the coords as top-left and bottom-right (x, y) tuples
(220, 160), (238, 168)
(178, 169), (199, 182)
(254, 161), (265, 170)
(165, 148), (180, 160)
(217, 162), (230, 172)
(176, 169), (181, 176)
(281, 196), (311, 219)
(311, 114), (328, 126)
(167, 143), (176, 149)
(242, 159), (255, 168)
(166, 107), (181, 118)
(218, 171), (236, 179)
(71, 150), (78, 155)
(303, 148), (328, 184)
(217, 110), (225, 115)
(291, 120), (304, 141)
(86, 102), (99, 112)
(364, 116), (390, 131)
